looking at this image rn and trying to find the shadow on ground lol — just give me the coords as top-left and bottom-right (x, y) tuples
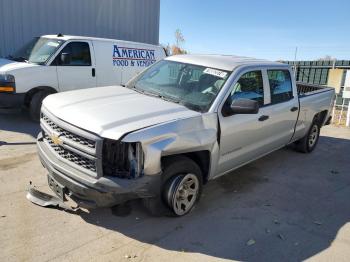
(73, 135), (350, 261)
(0, 109), (40, 142)
(3, 110), (349, 261)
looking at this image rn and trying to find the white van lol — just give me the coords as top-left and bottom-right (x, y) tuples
(0, 34), (166, 119)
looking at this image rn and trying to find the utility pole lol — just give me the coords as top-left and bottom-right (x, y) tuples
(293, 46), (298, 77)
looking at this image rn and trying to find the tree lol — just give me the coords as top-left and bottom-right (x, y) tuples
(171, 29), (187, 55)
(161, 43), (171, 56)
(174, 29), (185, 47)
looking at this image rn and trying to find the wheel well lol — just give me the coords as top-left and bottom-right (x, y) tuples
(24, 86), (57, 108)
(161, 150), (211, 184)
(314, 110), (328, 126)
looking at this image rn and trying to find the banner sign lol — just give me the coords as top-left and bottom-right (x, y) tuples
(113, 45), (156, 67)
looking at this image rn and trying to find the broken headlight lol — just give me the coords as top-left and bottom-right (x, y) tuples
(102, 139), (144, 178)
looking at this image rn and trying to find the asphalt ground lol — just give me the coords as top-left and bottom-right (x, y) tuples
(1, 110), (350, 262)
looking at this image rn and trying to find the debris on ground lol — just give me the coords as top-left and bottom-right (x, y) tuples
(274, 219), (280, 225)
(175, 225), (183, 230)
(265, 228), (271, 234)
(277, 233), (285, 240)
(313, 221), (323, 225)
(246, 239), (256, 246)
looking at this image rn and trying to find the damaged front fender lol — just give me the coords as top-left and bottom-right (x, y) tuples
(122, 113), (220, 179)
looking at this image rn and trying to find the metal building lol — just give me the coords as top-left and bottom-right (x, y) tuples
(0, 0), (160, 57)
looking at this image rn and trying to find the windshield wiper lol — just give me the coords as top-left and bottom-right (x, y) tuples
(132, 86), (161, 98)
(11, 56), (28, 63)
(131, 85), (183, 105)
(160, 95), (180, 104)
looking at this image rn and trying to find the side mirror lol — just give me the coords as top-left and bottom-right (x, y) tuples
(60, 52), (71, 65)
(230, 98), (259, 114)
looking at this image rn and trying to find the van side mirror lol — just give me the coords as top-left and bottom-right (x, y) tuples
(60, 52), (71, 65)
(230, 98), (259, 114)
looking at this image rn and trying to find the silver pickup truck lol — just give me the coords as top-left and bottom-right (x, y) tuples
(28, 55), (335, 216)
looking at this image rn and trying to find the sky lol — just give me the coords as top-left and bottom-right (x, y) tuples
(160, 0), (350, 61)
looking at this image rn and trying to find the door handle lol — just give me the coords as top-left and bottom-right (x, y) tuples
(290, 106), (298, 112)
(92, 68), (96, 77)
(258, 115), (269, 121)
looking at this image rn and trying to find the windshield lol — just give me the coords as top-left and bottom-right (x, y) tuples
(9, 37), (64, 64)
(128, 60), (230, 112)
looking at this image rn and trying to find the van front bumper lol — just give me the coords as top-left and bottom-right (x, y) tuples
(36, 133), (161, 208)
(0, 92), (25, 109)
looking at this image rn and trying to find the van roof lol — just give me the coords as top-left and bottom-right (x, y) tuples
(166, 54), (288, 71)
(41, 34), (161, 48)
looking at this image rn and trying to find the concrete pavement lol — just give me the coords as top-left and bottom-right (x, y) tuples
(1, 111), (350, 261)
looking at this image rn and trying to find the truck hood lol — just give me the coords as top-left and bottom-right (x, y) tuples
(43, 86), (201, 140)
(0, 58), (36, 73)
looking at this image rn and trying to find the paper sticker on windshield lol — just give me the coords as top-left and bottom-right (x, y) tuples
(47, 42), (60, 47)
(203, 68), (227, 78)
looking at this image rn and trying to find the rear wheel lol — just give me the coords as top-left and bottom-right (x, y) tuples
(29, 91), (50, 121)
(295, 121), (320, 153)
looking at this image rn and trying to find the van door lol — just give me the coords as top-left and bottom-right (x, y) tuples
(217, 69), (273, 175)
(54, 41), (96, 91)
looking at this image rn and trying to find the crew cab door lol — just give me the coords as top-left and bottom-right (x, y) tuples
(216, 67), (299, 176)
(264, 69), (299, 148)
(217, 69), (274, 175)
(53, 41), (97, 91)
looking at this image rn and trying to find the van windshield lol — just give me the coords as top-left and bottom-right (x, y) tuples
(128, 60), (230, 112)
(8, 37), (64, 65)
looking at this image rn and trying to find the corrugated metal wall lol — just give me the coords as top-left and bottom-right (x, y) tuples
(0, 0), (160, 57)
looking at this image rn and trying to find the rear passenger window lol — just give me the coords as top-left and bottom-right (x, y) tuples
(229, 70), (264, 106)
(268, 70), (293, 104)
(56, 42), (91, 66)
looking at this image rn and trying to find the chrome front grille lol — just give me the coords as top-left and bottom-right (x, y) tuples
(46, 136), (97, 172)
(42, 114), (96, 149)
(40, 110), (102, 177)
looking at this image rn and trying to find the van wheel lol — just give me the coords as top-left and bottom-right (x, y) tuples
(295, 121), (320, 153)
(29, 91), (49, 121)
(162, 156), (203, 216)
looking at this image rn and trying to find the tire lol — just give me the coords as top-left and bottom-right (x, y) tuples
(29, 91), (49, 121)
(161, 156), (203, 216)
(295, 121), (321, 153)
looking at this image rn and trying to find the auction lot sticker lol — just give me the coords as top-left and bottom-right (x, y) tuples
(203, 68), (227, 78)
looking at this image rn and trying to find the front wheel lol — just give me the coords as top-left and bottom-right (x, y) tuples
(29, 91), (50, 121)
(295, 122), (320, 153)
(162, 156), (203, 216)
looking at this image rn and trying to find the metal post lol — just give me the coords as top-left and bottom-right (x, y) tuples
(332, 94), (337, 124)
(339, 98), (345, 125)
(293, 47), (298, 78)
(346, 101), (350, 127)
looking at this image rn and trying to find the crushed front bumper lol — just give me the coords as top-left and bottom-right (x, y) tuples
(33, 133), (161, 209)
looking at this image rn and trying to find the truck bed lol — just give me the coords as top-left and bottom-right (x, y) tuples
(296, 82), (334, 97)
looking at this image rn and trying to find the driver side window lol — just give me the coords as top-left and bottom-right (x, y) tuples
(55, 42), (91, 66)
(228, 70), (264, 106)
